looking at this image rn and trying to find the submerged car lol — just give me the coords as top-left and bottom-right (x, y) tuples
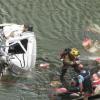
(0, 23), (36, 76)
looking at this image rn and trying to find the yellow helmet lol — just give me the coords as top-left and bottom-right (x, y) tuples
(70, 48), (80, 57)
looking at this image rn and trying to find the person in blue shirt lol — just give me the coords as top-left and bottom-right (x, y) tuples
(77, 64), (93, 94)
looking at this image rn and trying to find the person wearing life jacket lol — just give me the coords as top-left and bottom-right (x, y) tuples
(77, 64), (93, 95)
(60, 48), (80, 83)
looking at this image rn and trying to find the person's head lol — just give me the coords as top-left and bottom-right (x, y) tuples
(92, 73), (100, 81)
(70, 48), (80, 57)
(77, 64), (84, 72)
(82, 37), (92, 49)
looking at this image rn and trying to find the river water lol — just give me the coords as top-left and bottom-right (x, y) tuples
(0, 0), (100, 100)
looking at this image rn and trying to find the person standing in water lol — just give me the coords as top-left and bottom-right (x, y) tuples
(60, 48), (80, 83)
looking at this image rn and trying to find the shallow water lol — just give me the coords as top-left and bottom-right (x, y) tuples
(0, 0), (100, 100)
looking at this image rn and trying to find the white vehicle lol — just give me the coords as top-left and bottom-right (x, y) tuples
(0, 23), (36, 76)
